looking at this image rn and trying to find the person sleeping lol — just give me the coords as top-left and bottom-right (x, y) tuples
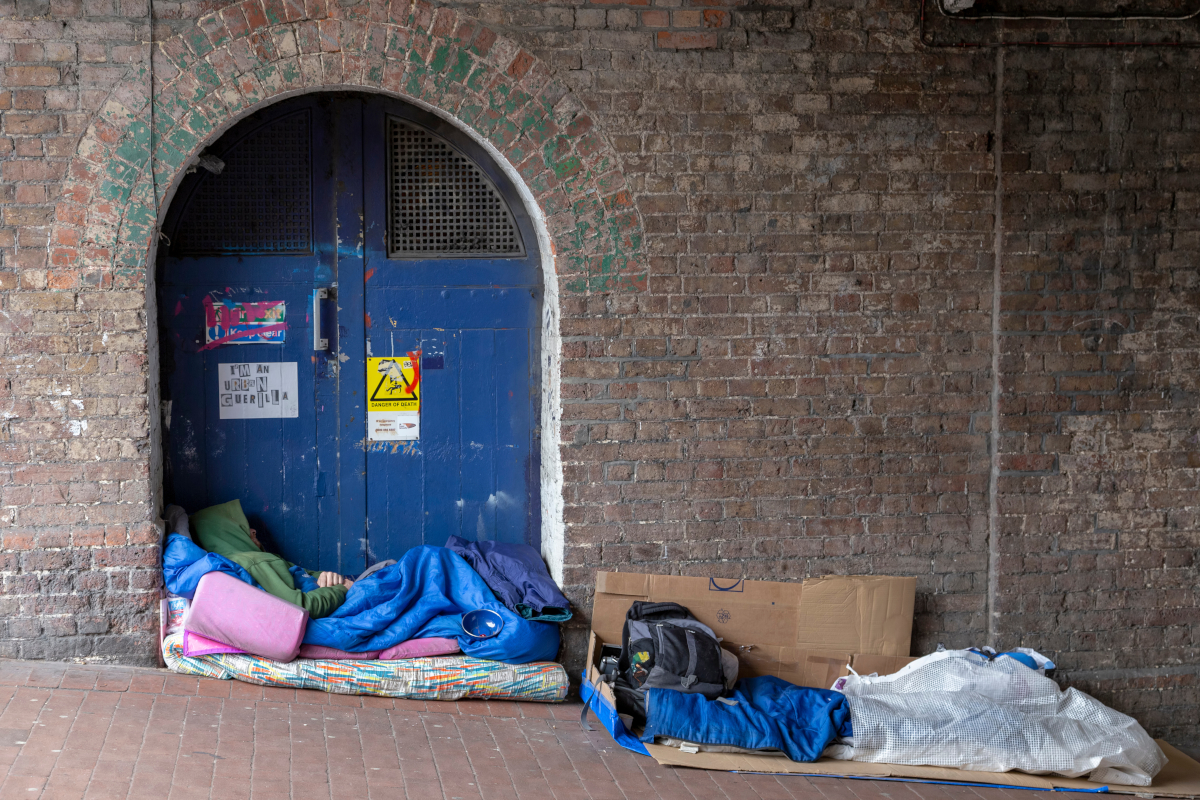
(187, 499), (352, 619)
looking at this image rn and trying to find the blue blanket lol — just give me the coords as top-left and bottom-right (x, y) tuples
(641, 676), (852, 763)
(445, 535), (572, 622)
(162, 536), (559, 664)
(162, 533), (259, 599)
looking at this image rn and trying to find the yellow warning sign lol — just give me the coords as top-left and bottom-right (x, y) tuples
(367, 354), (420, 412)
(367, 354), (421, 442)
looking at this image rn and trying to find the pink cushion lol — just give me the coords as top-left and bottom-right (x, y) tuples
(379, 637), (460, 660)
(186, 571), (308, 662)
(297, 644), (382, 660)
(183, 629), (245, 656)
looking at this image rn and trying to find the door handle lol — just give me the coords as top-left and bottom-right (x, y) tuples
(313, 288), (329, 351)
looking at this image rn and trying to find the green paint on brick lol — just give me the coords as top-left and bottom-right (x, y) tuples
(97, 177), (133, 204)
(194, 62), (222, 94)
(186, 108), (213, 137)
(418, 71), (450, 104)
(166, 47), (191, 73)
(428, 43), (451, 73)
(465, 66), (488, 93)
(456, 100), (483, 128)
(280, 60), (301, 83)
(203, 18), (229, 50)
(121, 218), (153, 249)
(404, 62), (429, 96)
(114, 122), (151, 169)
(255, 64), (283, 96)
(490, 118), (519, 148)
(105, 155), (138, 185)
(548, 153), (581, 181)
(446, 51), (472, 83)
(184, 28), (213, 59)
(504, 88), (531, 116)
(505, 142), (528, 165)
(167, 125), (199, 156)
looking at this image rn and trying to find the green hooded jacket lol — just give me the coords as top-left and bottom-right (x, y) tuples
(190, 500), (347, 619)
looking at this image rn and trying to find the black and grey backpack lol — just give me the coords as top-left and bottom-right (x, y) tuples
(612, 601), (728, 722)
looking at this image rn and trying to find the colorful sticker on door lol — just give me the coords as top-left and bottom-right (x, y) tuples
(367, 354), (420, 441)
(203, 296), (286, 348)
(218, 362), (299, 419)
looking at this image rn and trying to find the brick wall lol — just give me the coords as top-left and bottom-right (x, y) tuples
(1, 0), (1197, 751)
(997, 45), (1200, 748)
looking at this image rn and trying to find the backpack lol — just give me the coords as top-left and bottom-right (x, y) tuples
(613, 601), (728, 723)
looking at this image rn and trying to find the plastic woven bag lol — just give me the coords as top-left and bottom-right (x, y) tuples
(831, 649), (1166, 786)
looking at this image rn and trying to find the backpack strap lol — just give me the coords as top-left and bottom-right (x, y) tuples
(628, 601), (696, 623)
(680, 629), (698, 689)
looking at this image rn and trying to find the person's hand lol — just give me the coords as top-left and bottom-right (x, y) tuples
(342, 577), (354, 588)
(316, 571), (343, 588)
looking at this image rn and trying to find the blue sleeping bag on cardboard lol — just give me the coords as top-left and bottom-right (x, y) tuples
(640, 676), (852, 763)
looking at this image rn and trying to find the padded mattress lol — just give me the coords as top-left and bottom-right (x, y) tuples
(162, 632), (568, 702)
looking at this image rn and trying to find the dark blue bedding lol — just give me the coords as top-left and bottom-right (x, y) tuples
(162, 536), (559, 664)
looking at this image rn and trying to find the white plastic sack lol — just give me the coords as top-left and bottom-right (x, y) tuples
(830, 649), (1166, 786)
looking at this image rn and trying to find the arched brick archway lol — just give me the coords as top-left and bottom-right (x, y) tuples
(50, 1), (645, 294)
(48, 0), (647, 580)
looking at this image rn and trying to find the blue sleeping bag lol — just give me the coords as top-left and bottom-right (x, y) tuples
(162, 533), (259, 599)
(641, 676), (852, 763)
(302, 546), (559, 663)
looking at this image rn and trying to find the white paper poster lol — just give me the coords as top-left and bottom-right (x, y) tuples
(367, 411), (420, 441)
(218, 362), (298, 419)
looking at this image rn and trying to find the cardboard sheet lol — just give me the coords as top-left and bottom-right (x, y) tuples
(643, 741), (1200, 797)
(591, 571), (916, 688)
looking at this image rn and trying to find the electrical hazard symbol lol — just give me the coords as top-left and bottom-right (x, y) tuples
(367, 353), (420, 442)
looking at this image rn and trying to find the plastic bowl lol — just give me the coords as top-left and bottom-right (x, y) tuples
(462, 608), (505, 639)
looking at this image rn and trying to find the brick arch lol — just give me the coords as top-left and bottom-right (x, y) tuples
(48, 0), (646, 295)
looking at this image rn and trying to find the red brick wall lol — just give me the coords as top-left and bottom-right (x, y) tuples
(1, 0), (1197, 750)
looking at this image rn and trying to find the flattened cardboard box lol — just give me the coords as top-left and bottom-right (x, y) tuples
(590, 571), (916, 689)
(586, 571), (1200, 796)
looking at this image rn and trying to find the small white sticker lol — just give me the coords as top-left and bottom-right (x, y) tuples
(218, 362), (299, 419)
(367, 410), (419, 441)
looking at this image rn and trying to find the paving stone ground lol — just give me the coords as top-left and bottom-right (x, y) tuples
(0, 659), (1061, 800)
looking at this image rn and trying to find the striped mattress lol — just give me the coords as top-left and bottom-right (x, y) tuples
(162, 632), (569, 702)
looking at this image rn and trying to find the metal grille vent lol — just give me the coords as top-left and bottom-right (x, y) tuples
(388, 119), (521, 257)
(174, 110), (312, 255)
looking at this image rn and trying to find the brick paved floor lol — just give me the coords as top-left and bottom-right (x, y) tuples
(0, 659), (1058, 800)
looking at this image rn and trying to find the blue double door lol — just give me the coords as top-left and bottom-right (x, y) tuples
(159, 93), (542, 574)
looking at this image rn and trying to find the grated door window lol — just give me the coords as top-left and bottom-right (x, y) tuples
(387, 119), (522, 257)
(173, 110), (313, 255)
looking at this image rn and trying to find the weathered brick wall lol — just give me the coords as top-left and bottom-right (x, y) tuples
(997, 45), (1200, 748)
(1, 6), (159, 661)
(1, 0), (1197, 750)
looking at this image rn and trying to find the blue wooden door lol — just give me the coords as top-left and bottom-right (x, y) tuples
(357, 101), (542, 562)
(159, 94), (541, 574)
